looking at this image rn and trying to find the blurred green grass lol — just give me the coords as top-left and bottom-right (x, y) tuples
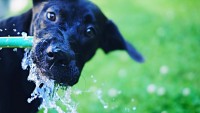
(69, 0), (200, 113)
(14, 0), (199, 113)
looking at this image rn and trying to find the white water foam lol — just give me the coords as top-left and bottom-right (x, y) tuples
(22, 49), (77, 113)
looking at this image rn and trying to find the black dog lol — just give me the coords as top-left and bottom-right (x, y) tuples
(0, 0), (143, 113)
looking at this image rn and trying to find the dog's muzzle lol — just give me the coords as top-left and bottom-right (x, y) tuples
(31, 30), (80, 86)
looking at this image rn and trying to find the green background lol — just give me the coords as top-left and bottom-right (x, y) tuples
(72, 0), (200, 113)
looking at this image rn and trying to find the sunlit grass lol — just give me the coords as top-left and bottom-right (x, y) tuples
(71, 0), (200, 113)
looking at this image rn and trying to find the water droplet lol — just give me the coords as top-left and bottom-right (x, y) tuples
(13, 48), (17, 52)
(104, 105), (108, 109)
(21, 32), (28, 39)
(0, 29), (3, 32)
(182, 88), (190, 96)
(17, 32), (21, 35)
(147, 84), (156, 94)
(91, 75), (94, 78)
(157, 87), (166, 96)
(73, 89), (82, 95)
(4, 28), (7, 31)
(161, 111), (168, 113)
(160, 65), (169, 75)
(93, 80), (97, 83)
(108, 88), (118, 97)
(132, 107), (137, 111)
(124, 107), (130, 112)
(90, 75), (97, 83)
(13, 24), (16, 26)
(13, 29), (17, 32)
(131, 98), (135, 102)
(96, 89), (108, 109)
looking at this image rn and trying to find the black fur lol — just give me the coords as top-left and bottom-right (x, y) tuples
(0, 0), (143, 113)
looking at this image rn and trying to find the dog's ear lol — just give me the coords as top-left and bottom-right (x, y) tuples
(100, 20), (144, 62)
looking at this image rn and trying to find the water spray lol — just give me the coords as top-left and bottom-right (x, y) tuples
(0, 36), (77, 113)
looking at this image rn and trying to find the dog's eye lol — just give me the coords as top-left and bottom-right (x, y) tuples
(47, 12), (56, 21)
(85, 26), (96, 38)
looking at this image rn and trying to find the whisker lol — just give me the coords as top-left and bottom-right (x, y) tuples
(49, 62), (56, 71)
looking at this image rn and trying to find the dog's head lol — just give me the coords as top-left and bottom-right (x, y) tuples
(30, 0), (144, 86)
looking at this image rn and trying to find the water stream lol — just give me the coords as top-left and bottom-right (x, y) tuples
(22, 49), (77, 113)
(19, 37), (136, 113)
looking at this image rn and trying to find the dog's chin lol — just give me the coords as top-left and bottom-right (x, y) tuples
(36, 61), (80, 86)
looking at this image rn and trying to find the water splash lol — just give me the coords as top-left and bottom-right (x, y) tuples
(13, 48), (17, 52)
(96, 89), (108, 109)
(13, 29), (17, 32)
(21, 32), (28, 39)
(22, 49), (77, 113)
(132, 107), (137, 111)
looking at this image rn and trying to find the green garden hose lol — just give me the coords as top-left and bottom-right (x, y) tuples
(0, 36), (33, 48)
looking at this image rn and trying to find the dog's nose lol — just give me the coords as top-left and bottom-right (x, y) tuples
(46, 46), (71, 66)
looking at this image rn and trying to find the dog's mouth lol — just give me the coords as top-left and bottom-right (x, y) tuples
(32, 55), (80, 86)
(43, 59), (80, 86)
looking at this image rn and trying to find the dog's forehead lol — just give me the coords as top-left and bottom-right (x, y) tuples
(35, 0), (107, 22)
(43, 1), (95, 15)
